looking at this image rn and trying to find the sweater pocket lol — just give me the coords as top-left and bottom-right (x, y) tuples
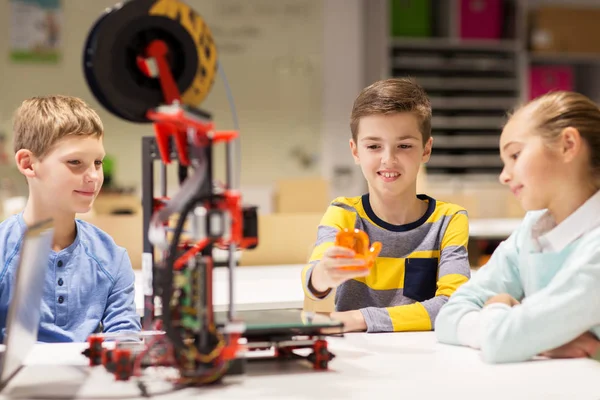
(404, 258), (438, 302)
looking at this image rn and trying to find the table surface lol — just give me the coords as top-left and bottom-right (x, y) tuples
(469, 218), (522, 239)
(132, 264), (486, 316)
(134, 264), (307, 314)
(3, 332), (599, 400)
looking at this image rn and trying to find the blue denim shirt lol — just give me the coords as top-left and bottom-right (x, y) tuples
(0, 213), (141, 342)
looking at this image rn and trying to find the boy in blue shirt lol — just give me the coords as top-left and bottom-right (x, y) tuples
(0, 95), (141, 342)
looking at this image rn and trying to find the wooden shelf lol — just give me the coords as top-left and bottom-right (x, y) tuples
(391, 55), (515, 72)
(418, 77), (518, 91)
(427, 154), (503, 169)
(390, 37), (521, 52)
(528, 52), (600, 65)
(432, 116), (506, 130)
(433, 135), (501, 149)
(430, 97), (518, 110)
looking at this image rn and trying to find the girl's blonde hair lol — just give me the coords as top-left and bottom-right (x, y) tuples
(521, 91), (600, 187)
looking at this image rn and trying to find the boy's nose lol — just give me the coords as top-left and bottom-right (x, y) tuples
(86, 169), (100, 182)
(381, 150), (397, 165)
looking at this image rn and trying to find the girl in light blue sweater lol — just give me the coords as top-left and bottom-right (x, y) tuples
(435, 91), (600, 363)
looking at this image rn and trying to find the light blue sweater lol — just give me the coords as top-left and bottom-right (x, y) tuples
(435, 210), (600, 363)
(0, 213), (141, 342)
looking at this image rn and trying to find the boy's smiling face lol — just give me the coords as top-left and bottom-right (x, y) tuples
(350, 112), (432, 199)
(20, 135), (105, 215)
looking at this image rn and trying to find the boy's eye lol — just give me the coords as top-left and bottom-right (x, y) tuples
(510, 152), (520, 161)
(67, 160), (81, 166)
(399, 144), (412, 149)
(95, 160), (103, 166)
(366, 145), (380, 150)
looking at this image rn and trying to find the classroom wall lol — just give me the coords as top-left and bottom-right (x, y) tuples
(0, 0), (366, 198)
(321, 0), (368, 199)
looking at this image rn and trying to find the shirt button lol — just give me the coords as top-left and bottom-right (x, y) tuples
(57, 260), (63, 267)
(58, 296), (64, 304)
(58, 278), (63, 286)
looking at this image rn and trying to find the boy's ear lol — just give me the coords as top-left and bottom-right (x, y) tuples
(421, 137), (433, 163)
(349, 139), (360, 164)
(15, 149), (37, 178)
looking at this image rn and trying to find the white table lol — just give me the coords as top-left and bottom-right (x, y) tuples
(134, 264), (306, 314)
(469, 218), (521, 239)
(133, 264), (483, 316)
(3, 332), (599, 399)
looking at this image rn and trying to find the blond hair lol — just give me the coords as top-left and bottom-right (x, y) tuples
(350, 78), (432, 144)
(13, 95), (103, 158)
(521, 91), (600, 187)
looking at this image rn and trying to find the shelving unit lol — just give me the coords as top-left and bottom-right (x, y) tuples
(364, 0), (600, 177)
(365, 0), (525, 175)
(392, 39), (521, 172)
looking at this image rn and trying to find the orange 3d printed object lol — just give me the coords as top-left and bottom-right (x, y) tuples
(334, 229), (382, 270)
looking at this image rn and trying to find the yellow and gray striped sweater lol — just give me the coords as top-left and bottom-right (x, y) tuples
(301, 194), (470, 333)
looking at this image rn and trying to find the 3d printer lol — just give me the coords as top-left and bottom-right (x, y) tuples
(81, 0), (341, 386)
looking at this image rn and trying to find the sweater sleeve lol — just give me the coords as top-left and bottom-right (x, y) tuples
(436, 212), (600, 363)
(435, 218), (524, 349)
(301, 201), (357, 300)
(475, 248), (600, 363)
(102, 249), (142, 334)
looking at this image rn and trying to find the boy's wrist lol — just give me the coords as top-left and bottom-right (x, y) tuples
(350, 310), (367, 331)
(331, 310), (367, 332)
(309, 264), (331, 295)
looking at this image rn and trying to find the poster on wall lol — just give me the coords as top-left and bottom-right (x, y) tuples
(10, 0), (62, 63)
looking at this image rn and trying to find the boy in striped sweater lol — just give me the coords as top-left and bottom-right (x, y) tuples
(302, 78), (471, 333)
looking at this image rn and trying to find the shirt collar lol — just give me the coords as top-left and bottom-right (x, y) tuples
(532, 189), (600, 252)
(16, 212), (81, 257)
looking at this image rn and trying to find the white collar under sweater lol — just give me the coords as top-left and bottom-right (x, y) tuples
(531, 189), (600, 253)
